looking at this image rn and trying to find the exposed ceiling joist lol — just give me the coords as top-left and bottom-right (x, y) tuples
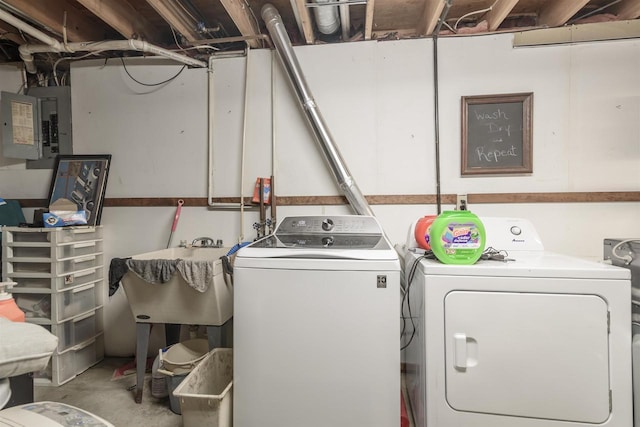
(486, 0), (519, 31)
(75, 0), (158, 41)
(418, 0), (448, 36)
(364, 0), (375, 40)
(291, 0), (315, 44)
(144, 0), (201, 42)
(538, 0), (591, 27)
(219, 0), (262, 48)
(609, 0), (640, 19)
(1, 0), (106, 41)
(0, 22), (24, 44)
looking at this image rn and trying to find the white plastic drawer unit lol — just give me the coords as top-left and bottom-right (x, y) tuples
(14, 283), (99, 323)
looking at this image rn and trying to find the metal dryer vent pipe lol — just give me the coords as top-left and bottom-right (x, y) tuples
(261, 3), (373, 217)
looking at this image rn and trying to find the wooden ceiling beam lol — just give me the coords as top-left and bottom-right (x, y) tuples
(486, 0), (519, 31)
(609, 0), (640, 20)
(75, 0), (158, 41)
(0, 22), (26, 45)
(538, 0), (590, 27)
(144, 0), (201, 42)
(220, 0), (262, 48)
(290, 0), (315, 44)
(417, 0), (448, 36)
(364, 0), (375, 40)
(1, 0), (106, 42)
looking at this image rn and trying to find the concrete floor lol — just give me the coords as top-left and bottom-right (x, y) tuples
(34, 357), (414, 427)
(35, 358), (181, 427)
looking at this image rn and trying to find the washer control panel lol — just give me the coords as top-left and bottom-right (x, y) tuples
(251, 215), (389, 250)
(278, 216), (382, 235)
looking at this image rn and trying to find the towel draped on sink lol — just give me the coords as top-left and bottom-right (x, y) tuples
(115, 258), (215, 293)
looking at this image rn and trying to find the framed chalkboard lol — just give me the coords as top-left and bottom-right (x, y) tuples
(461, 92), (533, 175)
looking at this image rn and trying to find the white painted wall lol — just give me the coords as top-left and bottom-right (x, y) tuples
(1, 33), (639, 356)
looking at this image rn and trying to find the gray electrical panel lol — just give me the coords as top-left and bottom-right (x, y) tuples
(26, 86), (73, 169)
(0, 86), (72, 168)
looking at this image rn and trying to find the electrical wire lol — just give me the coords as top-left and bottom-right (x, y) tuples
(52, 49), (110, 86)
(611, 239), (640, 265)
(244, 0), (265, 48)
(170, 25), (187, 52)
(401, 252), (434, 351)
(453, 0), (499, 30)
(119, 57), (187, 87)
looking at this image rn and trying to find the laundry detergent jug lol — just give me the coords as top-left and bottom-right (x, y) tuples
(414, 215), (437, 250)
(429, 210), (486, 264)
(0, 281), (25, 322)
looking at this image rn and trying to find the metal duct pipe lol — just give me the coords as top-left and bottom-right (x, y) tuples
(261, 3), (373, 216)
(313, 0), (340, 35)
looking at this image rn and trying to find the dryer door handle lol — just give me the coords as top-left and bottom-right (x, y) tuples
(453, 333), (467, 369)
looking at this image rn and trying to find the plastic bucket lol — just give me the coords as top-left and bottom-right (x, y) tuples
(161, 338), (209, 371)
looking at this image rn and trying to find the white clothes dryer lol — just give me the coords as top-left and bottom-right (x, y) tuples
(403, 217), (633, 427)
(234, 215), (401, 427)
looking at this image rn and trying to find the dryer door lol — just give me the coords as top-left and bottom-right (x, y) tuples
(445, 290), (610, 423)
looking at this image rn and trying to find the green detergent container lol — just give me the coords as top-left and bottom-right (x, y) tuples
(430, 210), (486, 264)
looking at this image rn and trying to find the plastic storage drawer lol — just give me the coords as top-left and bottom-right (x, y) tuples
(15, 283), (97, 322)
(9, 254), (102, 276)
(47, 309), (100, 352)
(4, 226), (103, 244)
(12, 240), (102, 259)
(8, 267), (101, 291)
(35, 336), (104, 386)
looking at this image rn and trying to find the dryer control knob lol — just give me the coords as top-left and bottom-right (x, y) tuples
(510, 226), (522, 236)
(322, 236), (334, 247)
(322, 218), (334, 231)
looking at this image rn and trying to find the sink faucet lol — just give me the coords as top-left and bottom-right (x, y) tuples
(192, 237), (223, 247)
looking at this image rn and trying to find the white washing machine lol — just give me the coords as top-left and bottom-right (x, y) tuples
(234, 215), (400, 427)
(403, 217), (633, 427)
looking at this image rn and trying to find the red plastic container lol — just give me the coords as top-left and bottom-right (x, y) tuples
(414, 215), (437, 250)
(0, 282), (25, 322)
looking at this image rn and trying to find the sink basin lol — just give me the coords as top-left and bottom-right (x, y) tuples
(121, 247), (233, 326)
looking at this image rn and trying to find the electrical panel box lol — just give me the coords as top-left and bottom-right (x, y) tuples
(1, 86), (72, 168)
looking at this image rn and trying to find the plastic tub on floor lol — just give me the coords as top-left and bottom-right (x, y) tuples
(172, 348), (233, 427)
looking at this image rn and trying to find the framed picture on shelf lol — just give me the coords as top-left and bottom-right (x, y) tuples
(47, 154), (112, 226)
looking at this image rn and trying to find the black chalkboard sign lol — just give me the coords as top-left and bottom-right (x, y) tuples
(461, 93), (533, 175)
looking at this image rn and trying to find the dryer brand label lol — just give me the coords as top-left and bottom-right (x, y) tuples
(377, 275), (387, 288)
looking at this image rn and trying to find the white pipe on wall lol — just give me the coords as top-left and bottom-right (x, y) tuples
(0, 6), (206, 73)
(19, 40), (206, 74)
(0, 8), (62, 50)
